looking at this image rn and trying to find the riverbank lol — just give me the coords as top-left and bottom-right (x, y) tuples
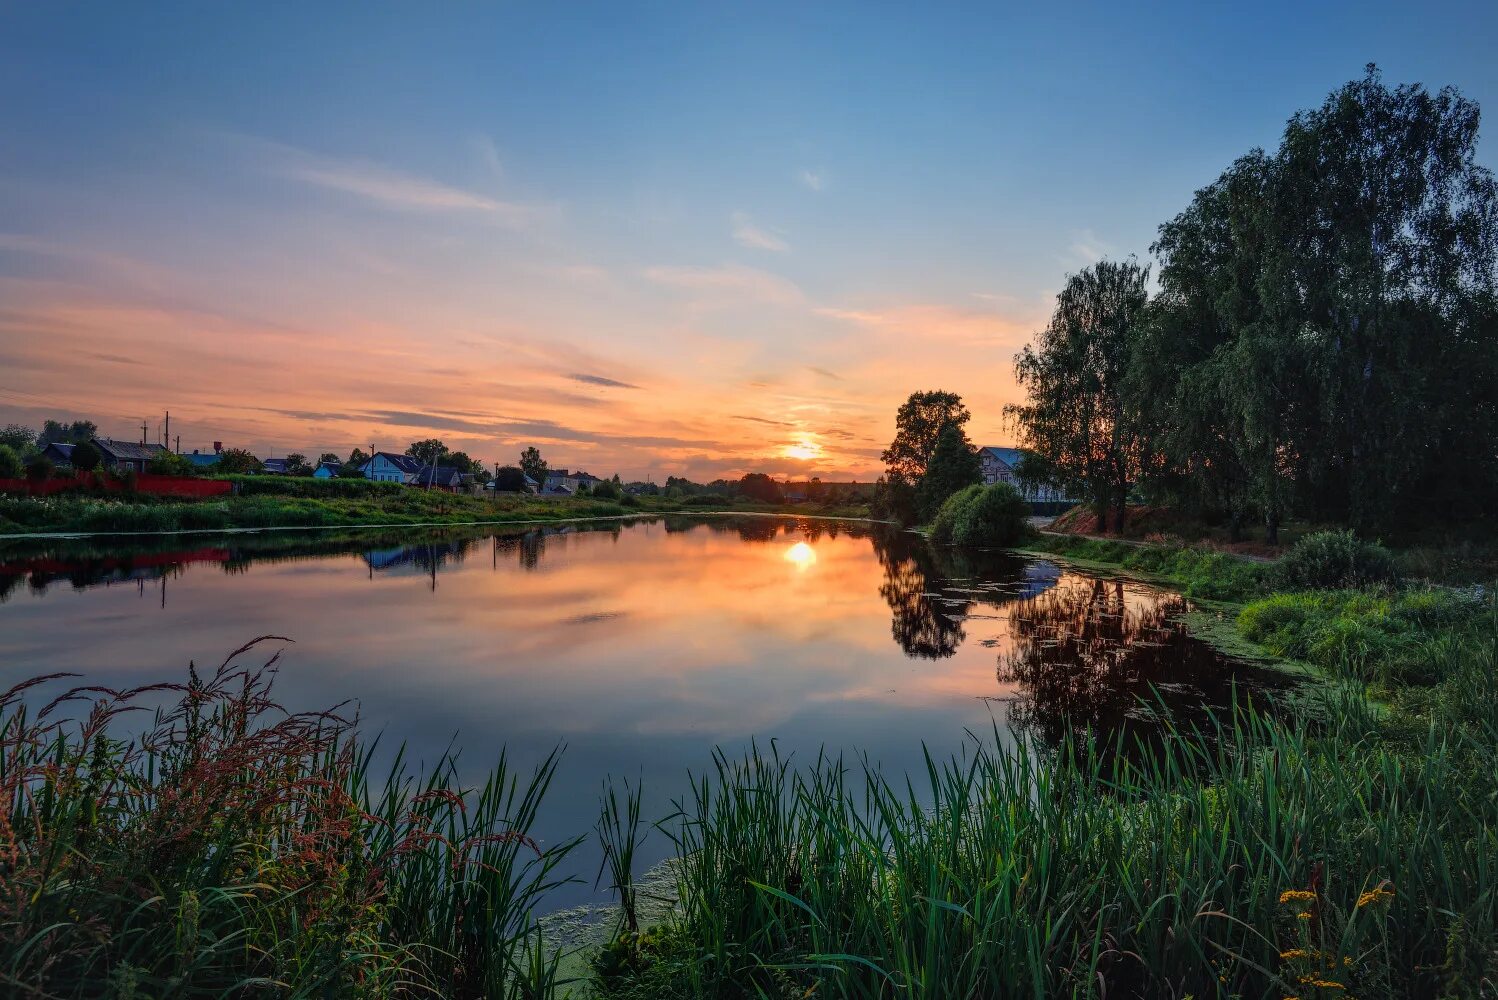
(0, 487), (871, 537)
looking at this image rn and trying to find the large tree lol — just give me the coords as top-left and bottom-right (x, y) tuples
(881, 391), (971, 484)
(519, 446), (547, 487)
(406, 439), (447, 467)
(916, 422), (983, 521)
(1009, 259), (1152, 534)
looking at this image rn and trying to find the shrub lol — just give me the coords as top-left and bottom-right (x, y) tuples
(0, 444), (21, 479)
(931, 483), (1031, 548)
(25, 455), (53, 482)
(69, 440), (101, 472)
(1274, 529), (1398, 590)
(146, 450), (196, 476)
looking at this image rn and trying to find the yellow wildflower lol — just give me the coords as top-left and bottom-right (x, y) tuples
(1356, 885), (1395, 908)
(1279, 889), (1317, 905)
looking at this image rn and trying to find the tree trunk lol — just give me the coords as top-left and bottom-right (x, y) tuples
(1112, 489), (1127, 535)
(1228, 507), (1243, 544)
(1265, 508), (1280, 546)
(1093, 489), (1109, 535)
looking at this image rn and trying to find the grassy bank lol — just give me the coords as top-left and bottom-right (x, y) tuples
(0, 486), (870, 536)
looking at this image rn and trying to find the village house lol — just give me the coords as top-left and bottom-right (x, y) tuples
(979, 446), (1071, 504)
(412, 466), (465, 492)
(92, 438), (169, 474)
(312, 461), (341, 479)
(358, 452), (424, 483)
(40, 442), (75, 466)
(542, 469), (604, 494)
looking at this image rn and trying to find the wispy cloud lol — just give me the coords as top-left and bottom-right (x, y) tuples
(806, 365), (841, 380)
(470, 133), (504, 177)
(730, 211), (789, 252)
(569, 373), (640, 389)
(1064, 228), (1114, 267)
(643, 263), (804, 306)
(798, 169), (825, 192)
(226, 133), (543, 226)
(818, 302), (1036, 348)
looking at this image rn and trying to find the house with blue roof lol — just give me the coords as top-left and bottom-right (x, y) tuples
(979, 446), (1071, 504)
(358, 452), (424, 483)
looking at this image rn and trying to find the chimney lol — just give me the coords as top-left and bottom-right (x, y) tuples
(213, 441), (222, 453)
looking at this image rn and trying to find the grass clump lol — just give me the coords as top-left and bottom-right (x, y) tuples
(928, 482), (1031, 548)
(1238, 586), (1483, 688)
(0, 639), (577, 999)
(1026, 533), (1269, 602)
(1274, 529), (1399, 590)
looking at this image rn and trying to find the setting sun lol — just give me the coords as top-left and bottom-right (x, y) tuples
(783, 440), (822, 461)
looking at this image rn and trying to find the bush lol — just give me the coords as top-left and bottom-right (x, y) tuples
(146, 451), (196, 476)
(25, 455), (53, 482)
(1274, 529), (1398, 590)
(0, 444), (21, 479)
(931, 483), (1031, 548)
(69, 440), (101, 472)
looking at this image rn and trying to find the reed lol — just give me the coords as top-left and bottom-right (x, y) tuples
(602, 600), (1497, 998)
(0, 638), (577, 999)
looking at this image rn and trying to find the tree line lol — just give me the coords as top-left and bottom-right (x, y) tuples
(1009, 67), (1497, 541)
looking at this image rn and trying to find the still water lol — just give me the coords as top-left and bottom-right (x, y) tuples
(0, 516), (1283, 907)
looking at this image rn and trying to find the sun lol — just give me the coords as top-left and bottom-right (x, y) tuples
(782, 439), (822, 461)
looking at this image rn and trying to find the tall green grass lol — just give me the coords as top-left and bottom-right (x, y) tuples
(1025, 534), (1268, 601)
(597, 601), (1498, 998)
(0, 639), (578, 998)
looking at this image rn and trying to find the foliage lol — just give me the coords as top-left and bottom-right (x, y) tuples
(915, 422), (982, 521)
(0, 445), (21, 479)
(0, 644), (577, 998)
(213, 448), (262, 474)
(1013, 67), (1498, 541)
(69, 440), (101, 472)
(1025, 533), (1269, 602)
(146, 450), (197, 476)
(406, 439), (447, 467)
(519, 447), (547, 489)
(737, 472), (783, 503)
(930, 482), (1031, 548)
(317, 451), (341, 466)
(493, 466), (529, 492)
(1273, 529), (1400, 591)
(0, 425), (36, 455)
(279, 452), (314, 476)
(24, 455), (52, 482)
(590, 478), (624, 501)
(1008, 258), (1152, 534)
(881, 390), (971, 484)
(37, 419), (97, 447)
(1238, 587), (1480, 687)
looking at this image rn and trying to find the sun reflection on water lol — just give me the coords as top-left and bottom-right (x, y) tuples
(783, 541), (817, 569)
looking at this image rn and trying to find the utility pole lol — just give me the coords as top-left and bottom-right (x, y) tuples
(164, 411), (170, 451)
(140, 420), (148, 445)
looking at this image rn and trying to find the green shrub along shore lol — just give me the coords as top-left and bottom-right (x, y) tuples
(0, 479), (870, 536)
(3, 529), (1495, 998)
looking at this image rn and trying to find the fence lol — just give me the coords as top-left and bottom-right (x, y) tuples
(0, 473), (233, 499)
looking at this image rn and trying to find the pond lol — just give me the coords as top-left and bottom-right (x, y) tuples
(0, 515), (1286, 908)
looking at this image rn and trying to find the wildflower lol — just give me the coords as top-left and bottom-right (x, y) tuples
(1356, 885), (1394, 909)
(1279, 889), (1317, 905)
(1297, 912), (1313, 921)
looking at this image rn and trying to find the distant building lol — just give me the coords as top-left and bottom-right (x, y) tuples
(92, 438), (168, 474)
(358, 452), (424, 483)
(182, 447), (222, 470)
(543, 469), (604, 493)
(313, 461), (341, 479)
(979, 446), (1071, 504)
(261, 458), (292, 475)
(40, 443), (75, 466)
(413, 466), (465, 492)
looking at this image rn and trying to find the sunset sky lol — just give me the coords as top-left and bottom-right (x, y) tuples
(2, 2), (1494, 481)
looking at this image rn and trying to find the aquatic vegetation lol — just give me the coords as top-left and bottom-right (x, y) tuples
(0, 640), (577, 998)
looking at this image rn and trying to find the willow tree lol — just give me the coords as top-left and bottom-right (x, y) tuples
(1008, 259), (1151, 534)
(1267, 66), (1498, 530)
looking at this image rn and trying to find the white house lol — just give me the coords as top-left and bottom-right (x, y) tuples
(359, 452), (423, 483)
(979, 446), (1071, 504)
(542, 469), (604, 494)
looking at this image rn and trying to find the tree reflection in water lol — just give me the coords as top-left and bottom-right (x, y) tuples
(870, 527), (1059, 659)
(999, 576), (1288, 760)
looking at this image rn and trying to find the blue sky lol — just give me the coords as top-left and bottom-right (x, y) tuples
(1, 1), (1494, 478)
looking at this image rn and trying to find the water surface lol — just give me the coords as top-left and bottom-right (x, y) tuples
(0, 516), (1283, 906)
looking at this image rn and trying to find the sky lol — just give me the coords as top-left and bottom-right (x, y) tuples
(2, 2), (1495, 481)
